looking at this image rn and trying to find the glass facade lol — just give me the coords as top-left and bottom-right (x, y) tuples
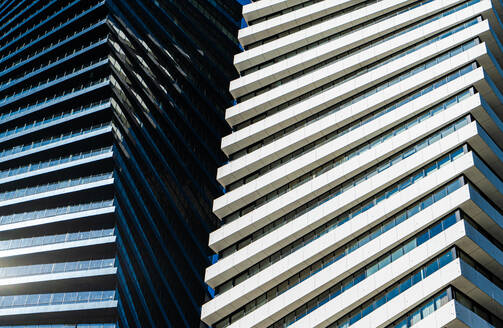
(0, 0), (240, 327)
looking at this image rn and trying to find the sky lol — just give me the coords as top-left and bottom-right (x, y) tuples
(237, 0), (251, 28)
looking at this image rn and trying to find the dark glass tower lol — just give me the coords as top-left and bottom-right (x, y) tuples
(0, 0), (240, 327)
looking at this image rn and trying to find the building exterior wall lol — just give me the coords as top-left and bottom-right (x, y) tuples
(0, 0), (240, 327)
(203, 1), (503, 327)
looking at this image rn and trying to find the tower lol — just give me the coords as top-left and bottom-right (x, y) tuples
(0, 0), (240, 326)
(203, 1), (503, 327)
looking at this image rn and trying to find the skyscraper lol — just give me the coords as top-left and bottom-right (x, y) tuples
(0, 0), (240, 327)
(203, 0), (503, 327)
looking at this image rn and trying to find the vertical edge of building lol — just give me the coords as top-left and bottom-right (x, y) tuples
(106, 0), (241, 326)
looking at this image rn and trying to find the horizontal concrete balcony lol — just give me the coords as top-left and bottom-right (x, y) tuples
(231, 0), (488, 98)
(0, 205), (115, 234)
(236, 0), (414, 76)
(0, 38), (109, 94)
(294, 219), (503, 328)
(238, 0), (371, 46)
(226, 216), (503, 327)
(242, 0), (312, 23)
(201, 183), (471, 323)
(213, 88), (503, 217)
(347, 259), (503, 328)
(219, 67), (478, 187)
(220, 47), (489, 184)
(410, 300), (494, 328)
(227, 14), (486, 128)
(0, 79), (110, 127)
(208, 139), (503, 282)
(0, 2), (106, 69)
(217, 87), (503, 219)
(0, 266), (117, 294)
(0, 20), (108, 83)
(235, 0), (465, 72)
(0, 102), (110, 145)
(214, 93), (489, 218)
(0, 124), (112, 165)
(220, 39), (503, 187)
(0, 299), (117, 324)
(0, 235), (116, 269)
(0, 59), (108, 109)
(0, 149), (113, 186)
(0, 176), (114, 209)
(204, 177), (503, 323)
(210, 118), (503, 252)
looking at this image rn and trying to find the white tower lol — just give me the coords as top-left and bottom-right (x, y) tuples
(202, 1), (503, 327)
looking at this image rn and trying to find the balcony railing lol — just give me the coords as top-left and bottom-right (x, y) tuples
(0, 228), (114, 251)
(0, 172), (113, 202)
(0, 199), (114, 226)
(0, 258), (115, 279)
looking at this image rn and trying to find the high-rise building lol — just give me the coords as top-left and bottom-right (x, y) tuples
(203, 0), (503, 327)
(0, 0), (240, 327)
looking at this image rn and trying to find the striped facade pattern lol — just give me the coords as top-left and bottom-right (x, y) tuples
(0, 0), (240, 327)
(203, 1), (503, 328)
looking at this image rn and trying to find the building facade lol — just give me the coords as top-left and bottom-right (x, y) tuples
(203, 0), (503, 327)
(0, 0), (240, 327)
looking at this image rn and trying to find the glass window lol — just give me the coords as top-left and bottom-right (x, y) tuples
(422, 194), (433, 209)
(399, 278), (412, 293)
(424, 163), (436, 176)
(447, 179), (462, 193)
(434, 291), (449, 309)
(330, 285), (342, 299)
(421, 300), (435, 319)
(64, 292), (78, 303)
(361, 302), (373, 318)
(353, 270), (366, 284)
(77, 292), (90, 303)
(442, 214), (457, 229)
(366, 262), (379, 276)
(386, 286), (399, 301)
(473, 306), (490, 322)
(437, 155), (450, 168)
(407, 204), (420, 218)
(231, 310), (244, 323)
(342, 276), (354, 291)
(386, 186), (399, 198)
(424, 260), (439, 277)
(438, 250), (453, 267)
(408, 309), (422, 326)
(374, 295), (386, 309)
(434, 188), (447, 202)
(416, 231), (429, 246)
(412, 171), (424, 183)
(378, 255), (391, 269)
(403, 239), (416, 254)
(395, 213), (407, 225)
(12, 295), (27, 307)
(429, 222), (443, 238)
(52, 293), (64, 304)
(277, 281), (288, 294)
(26, 294), (39, 306)
(0, 296), (13, 308)
(349, 310), (362, 324)
(255, 294), (266, 307)
(391, 248), (404, 262)
(38, 294), (51, 305)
